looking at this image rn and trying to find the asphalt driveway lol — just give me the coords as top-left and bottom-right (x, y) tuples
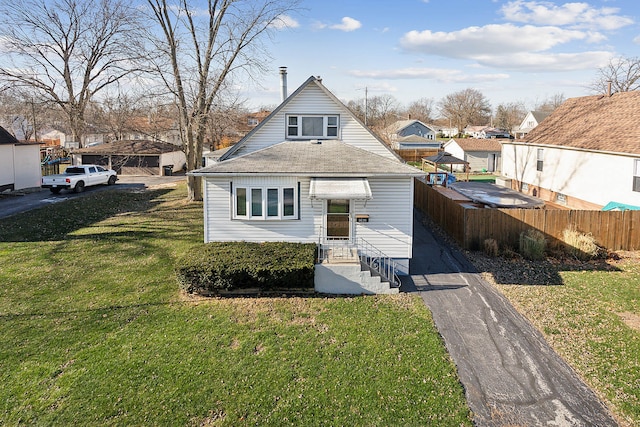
(402, 210), (618, 426)
(0, 175), (185, 219)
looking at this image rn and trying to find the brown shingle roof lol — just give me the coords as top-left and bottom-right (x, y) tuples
(73, 139), (182, 155)
(447, 138), (502, 152)
(524, 91), (640, 155)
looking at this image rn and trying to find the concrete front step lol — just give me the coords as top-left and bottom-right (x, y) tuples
(314, 262), (398, 295)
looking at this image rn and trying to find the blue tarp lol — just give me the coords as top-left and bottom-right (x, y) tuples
(602, 201), (640, 211)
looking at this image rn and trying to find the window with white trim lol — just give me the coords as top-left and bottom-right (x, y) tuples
(536, 148), (544, 172)
(633, 159), (640, 192)
(286, 115), (339, 139)
(234, 185), (297, 220)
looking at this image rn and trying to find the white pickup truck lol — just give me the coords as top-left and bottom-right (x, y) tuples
(42, 165), (118, 194)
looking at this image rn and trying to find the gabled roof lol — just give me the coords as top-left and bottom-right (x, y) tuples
(530, 110), (551, 124)
(0, 126), (20, 145)
(385, 119), (434, 134)
(73, 139), (182, 155)
(221, 76), (401, 162)
(445, 138), (502, 152)
(191, 140), (423, 177)
(523, 91), (640, 155)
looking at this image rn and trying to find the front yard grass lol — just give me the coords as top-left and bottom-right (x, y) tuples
(493, 258), (640, 427)
(0, 184), (472, 426)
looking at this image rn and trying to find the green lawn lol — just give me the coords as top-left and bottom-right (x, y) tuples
(0, 184), (472, 426)
(494, 259), (640, 427)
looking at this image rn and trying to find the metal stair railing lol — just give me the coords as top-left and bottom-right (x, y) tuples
(356, 238), (401, 288)
(317, 230), (400, 288)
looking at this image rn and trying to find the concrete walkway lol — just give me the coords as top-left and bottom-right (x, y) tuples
(401, 210), (617, 427)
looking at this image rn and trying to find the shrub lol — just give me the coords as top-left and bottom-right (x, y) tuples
(562, 228), (603, 260)
(176, 241), (316, 293)
(519, 229), (547, 260)
(483, 238), (499, 257)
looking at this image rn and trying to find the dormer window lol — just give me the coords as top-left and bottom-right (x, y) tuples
(287, 115), (339, 139)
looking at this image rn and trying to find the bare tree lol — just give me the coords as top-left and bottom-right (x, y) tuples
(146, 0), (300, 201)
(590, 56), (640, 94)
(404, 97), (435, 124)
(367, 94), (400, 132)
(534, 93), (566, 113)
(0, 0), (144, 146)
(494, 101), (526, 134)
(438, 88), (492, 137)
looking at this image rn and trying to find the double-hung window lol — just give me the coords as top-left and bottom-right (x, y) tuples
(287, 115), (339, 139)
(234, 185), (297, 220)
(536, 149), (544, 172)
(634, 159), (640, 192)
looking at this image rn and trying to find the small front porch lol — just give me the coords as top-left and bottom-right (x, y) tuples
(315, 239), (401, 295)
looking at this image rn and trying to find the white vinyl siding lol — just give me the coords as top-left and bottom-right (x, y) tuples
(230, 83), (397, 160)
(204, 176), (320, 243)
(501, 142), (640, 207)
(352, 177), (414, 260)
(203, 175), (414, 270)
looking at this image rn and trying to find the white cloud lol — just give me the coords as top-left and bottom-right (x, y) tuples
(400, 24), (594, 57)
(270, 14), (299, 30)
(634, 35), (640, 45)
(329, 17), (362, 32)
(349, 68), (510, 84)
(501, 1), (633, 30)
(472, 51), (613, 71)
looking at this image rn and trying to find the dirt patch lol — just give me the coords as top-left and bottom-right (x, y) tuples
(618, 312), (640, 332)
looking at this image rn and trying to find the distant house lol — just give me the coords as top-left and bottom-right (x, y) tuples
(190, 73), (423, 294)
(385, 120), (436, 142)
(443, 138), (502, 172)
(0, 126), (41, 191)
(463, 125), (488, 138)
(72, 139), (186, 176)
(514, 111), (550, 139)
(501, 91), (640, 209)
(479, 128), (511, 139)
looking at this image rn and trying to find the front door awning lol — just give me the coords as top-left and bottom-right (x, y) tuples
(309, 178), (372, 200)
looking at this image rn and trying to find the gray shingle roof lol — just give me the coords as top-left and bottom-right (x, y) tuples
(191, 140), (423, 177)
(0, 126), (20, 144)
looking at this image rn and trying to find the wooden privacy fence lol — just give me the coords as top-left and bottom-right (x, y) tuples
(414, 178), (640, 251)
(395, 148), (440, 163)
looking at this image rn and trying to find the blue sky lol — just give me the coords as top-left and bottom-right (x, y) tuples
(243, 0), (640, 112)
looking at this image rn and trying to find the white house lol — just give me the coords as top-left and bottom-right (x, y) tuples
(514, 111), (550, 139)
(190, 73), (424, 294)
(501, 91), (640, 209)
(0, 126), (42, 192)
(443, 138), (502, 172)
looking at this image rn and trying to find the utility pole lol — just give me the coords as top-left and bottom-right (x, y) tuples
(364, 87), (368, 127)
(31, 98), (38, 143)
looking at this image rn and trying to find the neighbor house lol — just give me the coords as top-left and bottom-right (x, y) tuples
(190, 73), (424, 294)
(384, 119), (437, 145)
(500, 91), (640, 209)
(514, 110), (550, 139)
(72, 139), (186, 176)
(0, 126), (41, 191)
(443, 138), (502, 172)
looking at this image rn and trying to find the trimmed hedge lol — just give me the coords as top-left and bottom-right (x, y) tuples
(176, 241), (317, 293)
